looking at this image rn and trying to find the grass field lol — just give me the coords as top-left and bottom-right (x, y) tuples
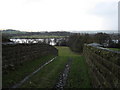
(21, 47), (91, 88)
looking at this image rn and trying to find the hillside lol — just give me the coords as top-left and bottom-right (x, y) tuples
(1, 29), (71, 38)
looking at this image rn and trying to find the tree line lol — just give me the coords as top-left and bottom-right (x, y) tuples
(67, 33), (120, 53)
(1, 29), (71, 37)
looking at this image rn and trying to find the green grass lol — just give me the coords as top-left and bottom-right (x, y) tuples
(57, 47), (91, 88)
(21, 56), (68, 88)
(108, 48), (120, 51)
(65, 56), (91, 88)
(20, 47), (71, 88)
(3, 55), (55, 88)
(3, 46), (91, 88)
(20, 46), (91, 88)
(56, 46), (76, 57)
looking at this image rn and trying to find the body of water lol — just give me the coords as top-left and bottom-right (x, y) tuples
(10, 38), (63, 46)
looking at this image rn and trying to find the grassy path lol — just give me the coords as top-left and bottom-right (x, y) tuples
(3, 46), (91, 88)
(66, 56), (91, 88)
(55, 58), (72, 89)
(20, 46), (91, 88)
(57, 47), (91, 88)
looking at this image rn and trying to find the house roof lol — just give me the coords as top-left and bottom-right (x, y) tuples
(87, 43), (103, 47)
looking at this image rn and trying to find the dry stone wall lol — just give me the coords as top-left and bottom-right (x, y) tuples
(2, 43), (58, 72)
(83, 44), (120, 88)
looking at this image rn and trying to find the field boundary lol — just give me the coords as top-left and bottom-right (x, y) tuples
(2, 43), (58, 73)
(83, 44), (120, 88)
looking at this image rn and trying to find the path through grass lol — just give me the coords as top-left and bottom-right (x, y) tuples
(66, 56), (91, 88)
(57, 47), (91, 88)
(20, 47), (91, 88)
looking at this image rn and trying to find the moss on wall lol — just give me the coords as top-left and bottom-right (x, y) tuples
(83, 44), (120, 88)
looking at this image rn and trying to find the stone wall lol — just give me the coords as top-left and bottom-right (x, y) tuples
(83, 44), (120, 88)
(2, 43), (58, 72)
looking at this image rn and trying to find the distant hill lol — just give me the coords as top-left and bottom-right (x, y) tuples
(2, 29), (118, 38)
(1, 29), (27, 34)
(1, 29), (71, 37)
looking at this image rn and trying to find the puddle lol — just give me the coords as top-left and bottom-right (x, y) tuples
(55, 58), (72, 89)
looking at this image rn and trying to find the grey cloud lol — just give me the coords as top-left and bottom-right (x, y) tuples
(91, 1), (117, 17)
(90, 1), (118, 30)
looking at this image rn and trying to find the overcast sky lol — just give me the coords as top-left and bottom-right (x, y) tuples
(0, 0), (119, 32)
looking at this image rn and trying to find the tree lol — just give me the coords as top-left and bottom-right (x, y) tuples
(2, 33), (11, 42)
(68, 33), (86, 53)
(94, 32), (111, 45)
